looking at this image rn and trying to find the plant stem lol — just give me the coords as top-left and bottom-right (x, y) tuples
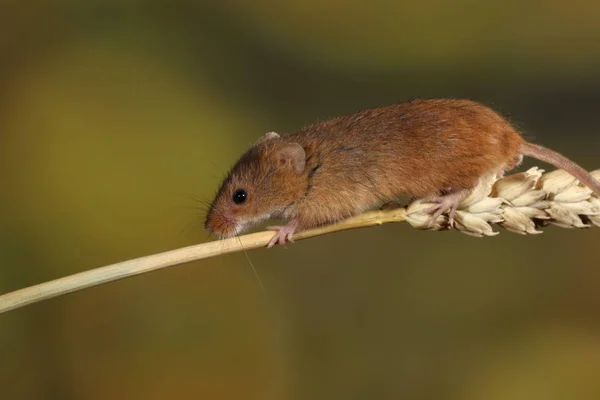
(0, 208), (407, 314)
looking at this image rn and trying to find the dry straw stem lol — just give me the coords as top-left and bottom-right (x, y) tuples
(0, 167), (599, 314)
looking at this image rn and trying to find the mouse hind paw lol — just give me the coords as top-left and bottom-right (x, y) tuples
(424, 189), (470, 227)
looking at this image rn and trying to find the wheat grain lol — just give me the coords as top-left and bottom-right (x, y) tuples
(406, 167), (600, 236)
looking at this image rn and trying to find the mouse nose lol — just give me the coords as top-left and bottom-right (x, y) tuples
(204, 210), (237, 237)
(204, 211), (220, 234)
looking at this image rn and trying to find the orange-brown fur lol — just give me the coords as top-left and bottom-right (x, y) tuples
(283, 99), (523, 229)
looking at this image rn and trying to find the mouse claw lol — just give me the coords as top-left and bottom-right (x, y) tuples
(423, 189), (470, 228)
(266, 221), (299, 248)
(425, 203), (460, 228)
(266, 227), (293, 248)
(424, 205), (452, 228)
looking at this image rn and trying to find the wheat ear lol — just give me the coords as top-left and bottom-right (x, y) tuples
(0, 167), (598, 314)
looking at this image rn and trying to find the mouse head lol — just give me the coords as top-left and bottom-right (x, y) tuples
(205, 132), (308, 238)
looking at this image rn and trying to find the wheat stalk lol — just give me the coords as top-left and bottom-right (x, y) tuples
(0, 167), (598, 314)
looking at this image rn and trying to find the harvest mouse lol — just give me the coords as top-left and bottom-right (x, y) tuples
(205, 99), (600, 247)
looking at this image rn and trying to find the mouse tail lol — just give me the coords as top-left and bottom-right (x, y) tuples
(519, 142), (600, 196)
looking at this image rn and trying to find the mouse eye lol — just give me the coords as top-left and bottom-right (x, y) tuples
(232, 189), (248, 205)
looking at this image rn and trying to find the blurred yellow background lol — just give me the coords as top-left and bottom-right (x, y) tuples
(1, 1), (600, 399)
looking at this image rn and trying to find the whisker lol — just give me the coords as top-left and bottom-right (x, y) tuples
(171, 195), (214, 229)
(172, 205), (209, 213)
(208, 158), (225, 173)
(236, 234), (268, 301)
(178, 218), (202, 240)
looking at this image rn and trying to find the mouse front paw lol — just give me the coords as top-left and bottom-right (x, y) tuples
(266, 220), (299, 248)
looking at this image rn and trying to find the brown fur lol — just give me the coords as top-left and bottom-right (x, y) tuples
(205, 99), (598, 238)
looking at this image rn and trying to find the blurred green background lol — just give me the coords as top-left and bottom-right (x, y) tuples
(1, 1), (600, 399)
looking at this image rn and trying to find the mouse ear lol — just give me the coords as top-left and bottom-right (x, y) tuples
(257, 131), (280, 144)
(274, 142), (306, 174)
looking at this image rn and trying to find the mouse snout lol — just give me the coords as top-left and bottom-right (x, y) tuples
(204, 209), (239, 238)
